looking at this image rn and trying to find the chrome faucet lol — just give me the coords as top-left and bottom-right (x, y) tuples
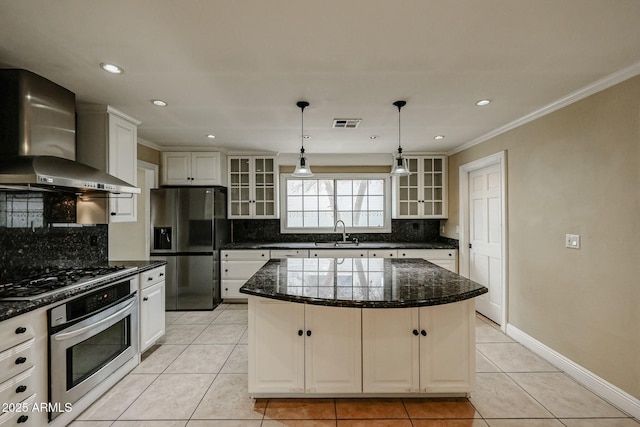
(334, 219), (347, 242)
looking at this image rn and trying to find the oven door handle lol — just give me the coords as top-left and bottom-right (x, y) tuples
(53, 299), (136, 342)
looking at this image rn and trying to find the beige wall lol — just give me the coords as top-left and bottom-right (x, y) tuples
(445, 76), (640, 398)
(137, 143), (161, 165)
(108, 168), (148, 260)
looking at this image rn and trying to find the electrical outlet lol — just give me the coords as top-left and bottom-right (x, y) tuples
(565, 234), (580, 249)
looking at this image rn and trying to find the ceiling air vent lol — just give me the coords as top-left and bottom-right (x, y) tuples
(332, 118), (362, 129)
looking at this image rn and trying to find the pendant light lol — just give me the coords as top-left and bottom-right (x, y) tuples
(292, 101), (314, 177)
(390, 100), (411, 176)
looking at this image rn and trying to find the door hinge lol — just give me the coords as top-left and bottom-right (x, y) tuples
(469, 243), (472, 249)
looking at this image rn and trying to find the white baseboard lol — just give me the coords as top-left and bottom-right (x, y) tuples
(506, 323), (640, 420)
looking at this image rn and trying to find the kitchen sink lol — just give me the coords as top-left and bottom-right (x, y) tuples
(314, 240), (359, 247)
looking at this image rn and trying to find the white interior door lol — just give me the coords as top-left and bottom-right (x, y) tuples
(469, 164), (503, 324)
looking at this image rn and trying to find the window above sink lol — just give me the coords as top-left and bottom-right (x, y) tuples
(280, 174), (392, 234)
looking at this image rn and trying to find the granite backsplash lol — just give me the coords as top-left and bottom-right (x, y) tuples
(0, 192), (109, 280)
(0, 225), (109, 277)
(231, 219), (457, 247)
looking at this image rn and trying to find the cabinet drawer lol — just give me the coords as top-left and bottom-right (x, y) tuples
(0, 340), (34, 385)
(222, 280), (247, 299)
(0, 367), (35, 409)
(270, 249), (309, 258)
(221, 250), (269, 261)
(221, 261), (267, 279)
(140, 266), (166, 289)
(0, 393), (37, 426)
(397, 249), (457, 260)
(0, 316), (35, 352)
(367, 250), (398, 258)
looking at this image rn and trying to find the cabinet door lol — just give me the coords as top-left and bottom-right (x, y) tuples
(419, 300), (475, 393)
(253, 157), (277, 218)
(395, 157), (421, 218)
(140, 281), (166, 352)
(108, 114), (137, 222)
(248, 297), (305, 394)
(191, 152), (221, 185)
(362, 307), (420, 393)
(304, 305), (362, 393)
(228, 157), (253, 218)
(162, 152), (191, 185)
(221, 279), (246, 299)
(421, 156), (446, 218)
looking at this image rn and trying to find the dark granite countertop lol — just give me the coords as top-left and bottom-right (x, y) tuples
(240, 257), (487, 308)
(0, 260), (166, 322)
(223, 241), (457, 250)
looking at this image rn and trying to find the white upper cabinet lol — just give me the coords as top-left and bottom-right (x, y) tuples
(161, 152), (223, 186)
(393, 155), (448, 219)
(76, 105), (140, 223)
(227, 155), (278, 219)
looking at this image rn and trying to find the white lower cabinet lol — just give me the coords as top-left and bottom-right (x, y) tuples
(362, 299), (475, 394)
(248, 297), (362, 395)
(248, 296), (474, 397)
(0, 308), (47, 426)
(139, 266), (166, 353)
(398, 249), (458, 273)
(221, 250), (269, 300)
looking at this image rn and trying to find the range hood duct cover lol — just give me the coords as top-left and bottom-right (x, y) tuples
(0, 69), (139, 194)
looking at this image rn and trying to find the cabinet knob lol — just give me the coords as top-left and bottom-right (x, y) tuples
(110, 212), (117, 216)
(148, 277), (153, 281)
(225, 269), (228, 272)
(17, 415), (28, 424)
(421, 330), (427, 336)
(159, 273), (164, 277)
(225, 288), (228, 291)
(143, 297), (149, 301)
(306, 330), (312, 337)
(15, 327), (27, 334)
(298, 330), (303, 336)
(15, 357), (27, 364)
(16, 385), (27, 393)
(412, 329), (419, 336)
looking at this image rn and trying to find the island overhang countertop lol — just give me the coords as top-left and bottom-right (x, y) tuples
(239, 257), (488, 308)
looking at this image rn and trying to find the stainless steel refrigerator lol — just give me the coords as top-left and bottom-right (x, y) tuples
(150, 187), (229, 310)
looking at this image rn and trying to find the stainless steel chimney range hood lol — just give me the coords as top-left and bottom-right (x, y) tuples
(0, 69), (140, 195)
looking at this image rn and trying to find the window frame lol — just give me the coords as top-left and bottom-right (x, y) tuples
(279, 173), (392, 234)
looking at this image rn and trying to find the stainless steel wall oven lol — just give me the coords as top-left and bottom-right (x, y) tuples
(48, 276), (138, 420)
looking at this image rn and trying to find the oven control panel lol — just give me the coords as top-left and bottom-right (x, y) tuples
(49, 279), (134, 327)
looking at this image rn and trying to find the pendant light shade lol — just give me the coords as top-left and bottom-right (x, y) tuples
(292, 101), (314, 177)
(390, 100), (411, 176)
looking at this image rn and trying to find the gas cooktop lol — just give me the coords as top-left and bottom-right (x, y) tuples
(0, 265), (137, 301)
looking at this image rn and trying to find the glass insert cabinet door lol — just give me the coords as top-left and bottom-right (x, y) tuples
(228, 155), (278, 218)
(394, 155), (447, 218)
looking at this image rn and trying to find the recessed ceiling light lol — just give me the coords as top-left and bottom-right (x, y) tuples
(476, 99), (491, 106)
(100, 62), (123, 74)
(151, 99), (167, 107)
(434, 135), (445, 140)
(206, 134), (216, 139)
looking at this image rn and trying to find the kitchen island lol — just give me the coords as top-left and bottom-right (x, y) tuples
(240, 257), (487, 398)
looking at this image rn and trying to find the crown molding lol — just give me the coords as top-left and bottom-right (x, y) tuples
(448, 61), (640, 156)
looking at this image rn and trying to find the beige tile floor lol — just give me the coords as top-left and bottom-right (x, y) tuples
(70, 304), (639, 427)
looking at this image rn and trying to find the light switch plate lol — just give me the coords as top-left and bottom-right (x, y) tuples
(565, 234), (580, 249)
